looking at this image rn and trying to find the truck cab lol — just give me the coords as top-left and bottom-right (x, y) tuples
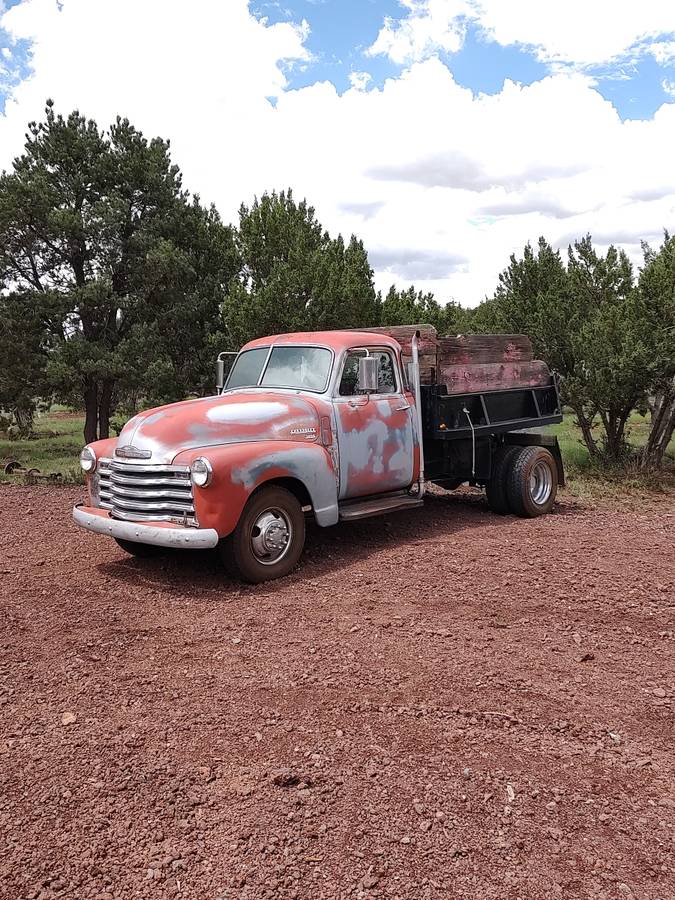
(73, 327), (563, 582)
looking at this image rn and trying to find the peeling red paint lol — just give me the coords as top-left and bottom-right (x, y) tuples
(334, 396), (416, 499)
(172, 441), (337, 536)
(79, 329), (421, 542)
(114, 392), (321, 465)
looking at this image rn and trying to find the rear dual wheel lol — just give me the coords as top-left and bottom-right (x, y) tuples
(487, 445), (557, 518)
(485, 446), (520, 514)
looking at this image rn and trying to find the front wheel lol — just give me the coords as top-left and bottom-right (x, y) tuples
(219, 486), (306, 583)
(506, 447), (558, 517)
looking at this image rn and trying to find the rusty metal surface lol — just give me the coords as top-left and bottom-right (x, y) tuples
(3, 459), (63, 483)
(80, 330), (424, 539)
(334, 397), (415, 499)
(72, 504), (219, 549)
(243, 330), (404, 355)
(173, 441), (339, 534)
(115, 392), (322, 465)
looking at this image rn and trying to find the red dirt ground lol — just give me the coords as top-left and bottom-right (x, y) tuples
(0, 485), (673, 900)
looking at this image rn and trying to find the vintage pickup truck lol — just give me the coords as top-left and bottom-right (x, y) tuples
(73, 326), (564, 582)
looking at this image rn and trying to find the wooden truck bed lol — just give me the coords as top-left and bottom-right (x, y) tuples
(364, 325), (553, 395)
(363, 324), (563, 438)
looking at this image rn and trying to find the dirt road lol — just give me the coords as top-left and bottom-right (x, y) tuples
(1, 485), (673, 899)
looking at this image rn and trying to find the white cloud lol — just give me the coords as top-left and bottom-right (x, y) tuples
(368, 0), (675, 67)
(349, 71), (372, 91)
(651, 41), (675, 65)
(0, 0), (674, 306)
(0, 0), (309, 181)
(663, 79), (675, 99)
(367, 0), (469, 65)
(476, 1), (675, 66)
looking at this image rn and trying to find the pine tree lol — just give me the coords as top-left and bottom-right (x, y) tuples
(638, 233), (675, 468)
(0, 102), (237, 442)
(474, 235), (661, 464)
(223, 190), (379, 345)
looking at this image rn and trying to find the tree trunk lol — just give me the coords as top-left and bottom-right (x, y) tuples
(84, 380), (99, 444)
(616, 407), (632, 452)
(573, 407), (600, 458)
(12, 405), (34, 436)
(641, 379), (675, 469)
(599, 406), (631, 463)
(98, 379), (114, 440)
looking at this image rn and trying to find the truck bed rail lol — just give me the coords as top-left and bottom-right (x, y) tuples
(421, 377), (563, 441)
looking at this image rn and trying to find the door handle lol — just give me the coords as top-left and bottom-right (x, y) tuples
(395, 403), (411, 411)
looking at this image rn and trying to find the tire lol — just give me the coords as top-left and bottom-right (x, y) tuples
(219, 485), (305, 583)
(486, 445), (520, 514)
(505, 446), (558, 517)
(115, 538), (164, 558)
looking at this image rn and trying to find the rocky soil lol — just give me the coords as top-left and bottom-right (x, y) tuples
(0, 485), (673, 900)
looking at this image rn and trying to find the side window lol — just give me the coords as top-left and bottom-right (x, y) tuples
(375, 351), (397, 394)
(339, 350), (366, 396)
(338, 349), (398, 396)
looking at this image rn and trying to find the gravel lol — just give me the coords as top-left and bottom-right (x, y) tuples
(1, 484), (674, 899)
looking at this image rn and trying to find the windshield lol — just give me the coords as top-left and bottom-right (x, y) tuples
(226, 345), (333, 392)
(226, 347), (268, 389)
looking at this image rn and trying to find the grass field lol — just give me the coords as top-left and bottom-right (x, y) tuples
(0, 407), (85, 483)
(1, 406), (673, 493)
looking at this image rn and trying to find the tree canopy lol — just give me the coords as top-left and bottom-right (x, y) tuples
(474, 235), (674, 467)
(0, 102), (237, 442)
(1, 103), (673, 472)
(222, 190), (380, 346)
(380, 285), (471, 334)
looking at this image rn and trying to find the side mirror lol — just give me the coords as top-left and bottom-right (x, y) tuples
(357, 356), (379, 393)
(216, 351), (238, 393)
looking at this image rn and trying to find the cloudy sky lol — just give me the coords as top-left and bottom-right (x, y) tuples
(1, 0), (674, 305)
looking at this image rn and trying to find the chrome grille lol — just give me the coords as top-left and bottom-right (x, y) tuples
(97, 458), (195, 523)
(98, 458), (113, 509)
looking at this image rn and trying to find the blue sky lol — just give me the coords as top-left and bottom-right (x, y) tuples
(252, 0), (675, 120)
(1, 0), (674, 302)
(0, 0), (31, 110)
(252, 0), (404, 95)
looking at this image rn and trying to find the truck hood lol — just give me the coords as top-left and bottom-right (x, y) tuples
(114, 391), (320, 464)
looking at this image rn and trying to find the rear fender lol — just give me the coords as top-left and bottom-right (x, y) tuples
(173, 441), (339, 537)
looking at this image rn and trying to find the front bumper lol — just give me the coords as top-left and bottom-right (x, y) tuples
(72, 504), (219, 550)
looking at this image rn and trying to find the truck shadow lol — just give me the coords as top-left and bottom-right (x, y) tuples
(95, 489), (571, 597)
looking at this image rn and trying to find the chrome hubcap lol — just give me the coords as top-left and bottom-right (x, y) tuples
(250, 508), (292, 565)
(529, 460), (553, 505)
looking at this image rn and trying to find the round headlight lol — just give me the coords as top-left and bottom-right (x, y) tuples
(190, 457), (212, 487)
(79, 446), (97, 474)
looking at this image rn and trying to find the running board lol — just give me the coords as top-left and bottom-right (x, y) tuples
(338, 494), (424, 522)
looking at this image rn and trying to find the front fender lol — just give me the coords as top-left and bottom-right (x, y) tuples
(172, 441), (339, 537)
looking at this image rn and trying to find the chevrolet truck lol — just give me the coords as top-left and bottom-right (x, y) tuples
(73, 326), (564, 583)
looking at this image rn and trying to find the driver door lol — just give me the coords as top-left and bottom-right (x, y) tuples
(333, 347), (415, 499)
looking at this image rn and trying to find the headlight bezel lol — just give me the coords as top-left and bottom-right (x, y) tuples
(190, 456), (213, 488)
(79, 446), (97, 474)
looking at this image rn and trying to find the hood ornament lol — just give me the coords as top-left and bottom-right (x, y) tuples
(115, 445), (152, 460)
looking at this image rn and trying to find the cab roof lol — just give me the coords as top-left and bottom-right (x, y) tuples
(242, 330), (401, 353)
